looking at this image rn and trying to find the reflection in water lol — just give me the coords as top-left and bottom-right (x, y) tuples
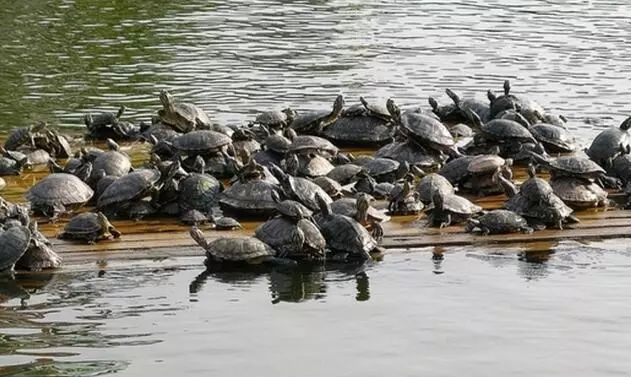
(518, 250), (555, 281)
(0, 359), (129, 377)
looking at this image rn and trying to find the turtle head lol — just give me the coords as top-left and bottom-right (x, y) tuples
(96, 212), (119, 237)
(282, 108), (297, 126)
(527, 163), (537, 178)
(431, 190), (444, 210)
(116, 105), (126, 119)
(33, 121), (47, 133)
(332, 95), (345, 116)
(487, 90), (497, 103)
(620, 116), (631, 131)
(284, 127), (297, 141)
(386, 98), (401, 124)
(428, 97), (439, 113)
(503, 80), (511, 95)
(464, 108), (484, 130)
(159, 90), (175, 110)
(189, 226), (209, 250)
(444, 88), (461, 107)
(315, 193), (331, 217)
(193, 155), (206, 174)
(106, 138), (120, 151)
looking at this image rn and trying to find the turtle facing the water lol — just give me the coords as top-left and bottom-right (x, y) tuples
(59, 212), (121, 244)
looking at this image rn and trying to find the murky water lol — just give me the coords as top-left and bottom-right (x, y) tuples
(2, 0), (631, 375)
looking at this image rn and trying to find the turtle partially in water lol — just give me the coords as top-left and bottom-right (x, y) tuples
(0, 226), (31, 274)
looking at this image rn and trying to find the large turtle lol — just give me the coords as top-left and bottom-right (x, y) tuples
(290, 95), (345, 135)
(172, 130), (232, 156)
(26, 173), (94, 220)
(219, 177), (283, 217)
(550, 177), (608, 209)
(59, 212), (121, 244)
(530, 123), (577, 153)
(465, 210), (533, 235)
(0, 226), (31, 274)
(89, 139), (132, 183)
(270, 166), (332, 211)
(255, 217), (326, 261)
(415, 173), (455, 204)
(189, 227), (295, 266)
(15, 221), (62, 271)
(158, 90), (211, 133)
(585, 116), (631, 169)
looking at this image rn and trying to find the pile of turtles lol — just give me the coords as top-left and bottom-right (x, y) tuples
(2, 80), (631, 271)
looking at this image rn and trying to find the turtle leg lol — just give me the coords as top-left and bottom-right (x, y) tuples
(371, 223), (384, 243)
(481, 227), (490, 236)
(521, 226), (534, 234)
(440, 214), (452, 229)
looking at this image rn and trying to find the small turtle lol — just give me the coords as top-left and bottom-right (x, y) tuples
(465, 210), (533, 235)
(173, 130), (232, 156)
(585, 116), (631, 169)
(254, 108), (296, 130)
(0, 226), (31, 274)
(290, 95), (345, 135)
(326, 164), (364, 185)
(189, 227), (294, 266)
(415, 173), (455, 204)
(295, 153), (334, 178)
(26, 173), (94, 220)
(466, 109), (538, 155)
(288, 135), (339, 157)
(460, 155), (513, 196)
(219, 177), (283, 217)
(425, 191), (482, 228)
(180, 209), (211, 225)
(4, 122), (46, 151)
(26, 149), (51, 166)
(271, 166), (332, 212)
(231, 128), (261, 159)
(84, 106), (127, 138)
(0, 154), (28, 176)
(158, 90), (211, 133)
(178, 158), (223, 217)
(330, 197), (390, 233)
(487, 80), (522, 119)
(59, 212), (121, 244)
(271, 191), (313, 221)
(312, 176), (344, 199)
(530, 123), (577, 153)
(550, 177), (609, 209)
(213, 216), (243, 230)
(359, 97), (392, 122)
(89, 139), (132, 183)
(518, 165), (554, 204)
(361, 158), (408, 183)
(437, 156), (476, 185)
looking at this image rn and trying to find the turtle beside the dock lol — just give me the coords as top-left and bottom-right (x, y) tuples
(15, 221), (62, 271)
(59, 212), (121, 244)
(465, 210), (533, 235)
(425, 191), (483, 228)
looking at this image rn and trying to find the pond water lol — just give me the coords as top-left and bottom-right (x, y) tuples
(2, 0), (631, 375)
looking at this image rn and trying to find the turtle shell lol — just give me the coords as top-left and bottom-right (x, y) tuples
(27, 149), (51, 165)
(0, 226), (31, 272)
(438, 156), (475, 185)
(316, 213), (377, 256)
(61, 212), (110, 240)
(481, 119), (535, 142)
(289, 135), (338, 157)
(276, 200), (313, 220)
(473, 210), (530, 234)
(214, 217), (242, 230)
(426, 193), (482, 216)
(549, 156), (605, 179)
(159, 92), (211, 132)
(173, 130), (232, 155)
(26, 173), (93, 208)
(219, 179), (282, 216)
(550, 177), (607, 208)
(178, 173), (222, 213)
(400, 112), (455, 150)
(298, 154), (334, 178)
(467, 155), (507, 175)
(530, 123), (576, 153)
(286, 176), (333, 211)
(322, 115), (392, 146)
(312, 176), (343, 198)
(330, 198), (390, 223)
(97, 169), (160, 209)
(256, 110), (289, 127)
(265, 134), (292, 154)
(206, 237), (275, 262)
(326, 164), (363, 185)
(91, 151), (132, 180)
(586, 126), (631, 165)
(519, 174), (554, 201)
(362, 158), (399, 178)
(255, 217), (325, 258)
(415, 173), (455, 204)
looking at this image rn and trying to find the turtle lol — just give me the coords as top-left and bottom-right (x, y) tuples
(444, 88), (491, 123)
(290, 95), (345, 135)
(271, 191), (313, 221)
(254, 108), (296, 130)
(375, 140), (445, 171)
(312, 176), (344, 199)
(177, 158), (223, 217)
(0, 226), (31, 274)
(180, 209), (211, 225)
(464, 210), (533, 235)
(15, 221), (62, 271)
(487, 80), (523, 119)
(84, 106), (125, 135)
(25, 149), (51, 166)
(547, 155), (610, 182)
(359, 97), (393, 123)
(461, 155), (513, 196)
(611, 154), (631, 184)
(321, 112), (393, 146)
(0, 177), (5, 191)
(415, 173), (455, 204)
(189, 227), (295, 266)
(4, 122), (46, 151)
(314, 194), (383, 261)
(40, 129), (73, 158)
(428, 96), (462, 123)
(0, 155), (28, 176)
(326, 164), (364, 185)
(158, 90), (211, 133)
(530, 123), (577, 153)
(494, 108), (532, 128)
(219, 177), (283, 217)
(585, 116), (631, 169)
(26, 173), (94, 220)
(550, 177), (609, 209)
(518, 164), (555, 204)
(172, 130), (232, 156)
(387, 179), (424, 215)
(255, 217), (326, 260)
(213, 216), (243, 230)
(271, 166), (332, 211)
(127, 200), (158, 221)
(361, 158), (408, 183)
(231, 128), (261, 159)
(288, 135), (338, 157)
(330, 197), (390, 230)
(537, 112), (568, 128)
(425, 191), (483, 228)
(59, 212), (121, 244)
(89, 139), (132, 183)
(294, 153), (334, 178)
(387, 99), (456, 155)
(466, 109), (539, 155)
(437, 156), (476, 185)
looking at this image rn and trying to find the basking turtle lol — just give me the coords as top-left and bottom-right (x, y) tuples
(466, 109), (538, 155)
(290, 95), (345, 135)
(375, 140), (445, 171)
(84, 106), (131, 140)
(444, 88), (491, 124)
(487, 80), (522, 119)
(178, 158), (223, 218)
(4, 122), (46, 151)
(59, 212), (121, 244)
(189, 227), (294, 266)
(312, 176), (344, 199)
(530, 123), (577, 153)
(461, 155), (513, 196)
(15, 221), (62, 271)
(425, 191), (482, 228)
(295, 153), (334, 178)
(465, 210), (533, 235)
(288, 135), (338, 157)
(585, 116), (631, 169)
(231, 128), (261, 159)
(26, 149), (51, 166)
(173, 130), (232, 156)
(326, 163), (363, 185)
(550, 177), (608, 209)
(40, 129), (73, 158)
(547, 155), (612, 183)
(26, 173), (94, 220)
(255, 217), (326, 260)
(518, 165), (554, 204)
(322, 112), (392, 146)
(388, 179), (424, 215)
(219, 176), (283, 217)
(437, 156), (476, 185)
(271, 166), (332, 211)
(0, 226), (31, 274)
(271, 191), (313, 221)
(330, 196), (390, 240)
(254, 108), (296, 130)
(388, 99), (456, 155)
(0, 154), (28, 176)
(89, 139), (132, 183)
(180, 209), (211, 225)
(361, 158), (408, 183)
(314, 194), (383, 261)
(213, 216), (243, 230)
(158, 90), (211, 133)
(415, 173), (455, 204)
(428, 96), (461, 123)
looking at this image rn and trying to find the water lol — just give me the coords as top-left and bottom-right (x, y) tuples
(2, 0), (631, 375)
